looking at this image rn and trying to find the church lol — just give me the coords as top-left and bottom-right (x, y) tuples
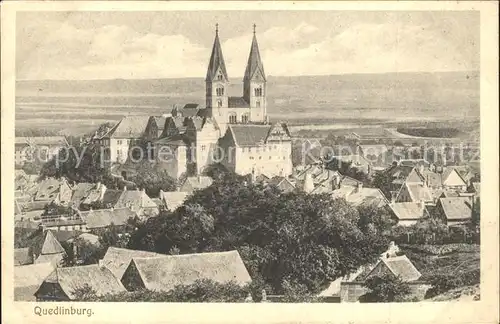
(153, 25), (293, 179)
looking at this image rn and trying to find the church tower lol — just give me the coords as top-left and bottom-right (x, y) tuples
(243, 24), (267, 122)
(206, 24), (229, 114)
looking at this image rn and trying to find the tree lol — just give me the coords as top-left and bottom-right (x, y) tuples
(372, 171), (393, 199)
(128, 176), (392, 294)
(361, 274), (411, 302)
(131, 162), (177, 197)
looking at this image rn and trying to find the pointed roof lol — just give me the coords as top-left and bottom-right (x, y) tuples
(41, 230), (66, 255)
(206, 25), (228, 82)
(244, 28), (266, 82)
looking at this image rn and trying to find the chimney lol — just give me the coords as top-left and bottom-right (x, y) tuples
(419, 164), (424, 174)
(390, 191), (398, 203)
(332, 174), (340, 190)
(261, 289), (267, 302)
(97, 181), (101, 189)
(355, 182), (363, 193)
(98, 259), (105, 268)
(159, 189), (164, 197)
(89, 207), (93, 212)
(123, 186), (127, 191)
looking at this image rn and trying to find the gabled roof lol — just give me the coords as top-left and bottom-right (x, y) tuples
(381, 255), (421, 281)
(389, 202), (427, 220)
(152, 116), (168, 131)
(180, 176), (213, 192)
(396, 182), (433, 203)
(228, 97), (250, 108)
(15, 247), (33, 266)
(39, 264), (126, 299)
(154, 133), (190, 147)
(79, 207), (137, 229)
(159, 191), (190, 212)
(101, 247), (163, 279)
(228, 124), (272, 147)
(106, 115), (150, 138)
(345, 188), (389, 207)
(70, 183), (95, 206)
(101, 189), (125, 207)
(128, 250), (252, 292)
(439, 197), (473, 220)
(367, 255), (421, 282)
(244, 33), (266, 81)
(41, 230), (66, 255)
(206, 28), (228, 81)
(14, 262), (56, 301)
(34, 178), (61, 201)
(115, 190), (157, 210)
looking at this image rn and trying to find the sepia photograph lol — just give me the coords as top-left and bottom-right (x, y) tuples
(2, 1), (499, 323)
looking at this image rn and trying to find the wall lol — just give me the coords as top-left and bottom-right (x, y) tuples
(156, 145), (187, 179)
(340, 281), (431, 303)
(233, 142), (293, 177)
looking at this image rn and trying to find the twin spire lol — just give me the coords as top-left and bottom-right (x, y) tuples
(206, 24), (265, 82)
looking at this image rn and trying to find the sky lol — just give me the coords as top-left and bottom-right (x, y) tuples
(16, 11), (479, 80)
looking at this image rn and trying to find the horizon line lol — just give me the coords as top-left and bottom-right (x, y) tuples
(16, 70), (479, 82)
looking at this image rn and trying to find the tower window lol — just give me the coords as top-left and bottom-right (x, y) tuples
(216, 86), (224, 96)
(241, 113), (249, 124)
(217, 100), (222, 108)
(256, 101), (261, 108)
(229, 113), (237, 124)
(218, 74), (223, 81)
(254, 87), (263, 97)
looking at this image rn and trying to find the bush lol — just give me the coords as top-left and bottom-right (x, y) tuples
(361, 274), (412, 303)
(73, 279), (252, 302)
(425, 270), (480, 298)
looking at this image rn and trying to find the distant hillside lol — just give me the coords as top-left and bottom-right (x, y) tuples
(15, 71), (480, 135)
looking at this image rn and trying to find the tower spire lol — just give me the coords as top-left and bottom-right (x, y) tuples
(206, 24), (228, 82)
(244, 25), (266, 82)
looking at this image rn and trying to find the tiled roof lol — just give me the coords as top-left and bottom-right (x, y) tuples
(228, 96), (250, 108)
(154, 133), (190, 146)
(229, 124), (271, 147)
(180, 176), (213, 192)
(153, 116), (167, 131)
(345, 188), (389, 207)
(107, 115), (150, 138)
(39, 264), (126, 299)
(128, 250), (252, 292)
(206, 30), (228, 81)
(101, 189), (124, 208)
(439, 197), (473, 220)
(15, 248), (33, 266)
(35, 253), (65, 265)
(41, 230), (66, 255)
(380, 255), (422, 281)
(14, 262), (56, 301)
(405, 183), (433, 202)
(34, 178), (61, 201)
(79, 207), (137, 229)
(115, 190), (157, 210)
(160, 191), (190, 212)
(21, 200), (50, 212)
(16, 136), (68, 146)
(101, 247), (163, 279)
(390, 202), (427, 220)
(70, 183), (95, 206)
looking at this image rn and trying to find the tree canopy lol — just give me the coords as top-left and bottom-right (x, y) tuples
(127, 176), (391, 294)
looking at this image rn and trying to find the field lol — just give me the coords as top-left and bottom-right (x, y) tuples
(15, 71), (480, 137)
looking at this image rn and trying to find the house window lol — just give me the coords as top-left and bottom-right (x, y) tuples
(241, 114), (249, 123)
(216, 86), (224, 96)
(250, 156), (254, 160)
(259, 156), (262, 160)
(229, 113), (237, 124)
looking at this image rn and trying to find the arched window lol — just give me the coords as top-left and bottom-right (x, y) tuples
(216, 86), (224, 96)
(241, 113), (249, 123)
(228, 113), (237, 124)
(256, 101), (261, 108)
(217, 74), (223, 81)
(217, 100), (222, 108)
(254, 86), (263, 97)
